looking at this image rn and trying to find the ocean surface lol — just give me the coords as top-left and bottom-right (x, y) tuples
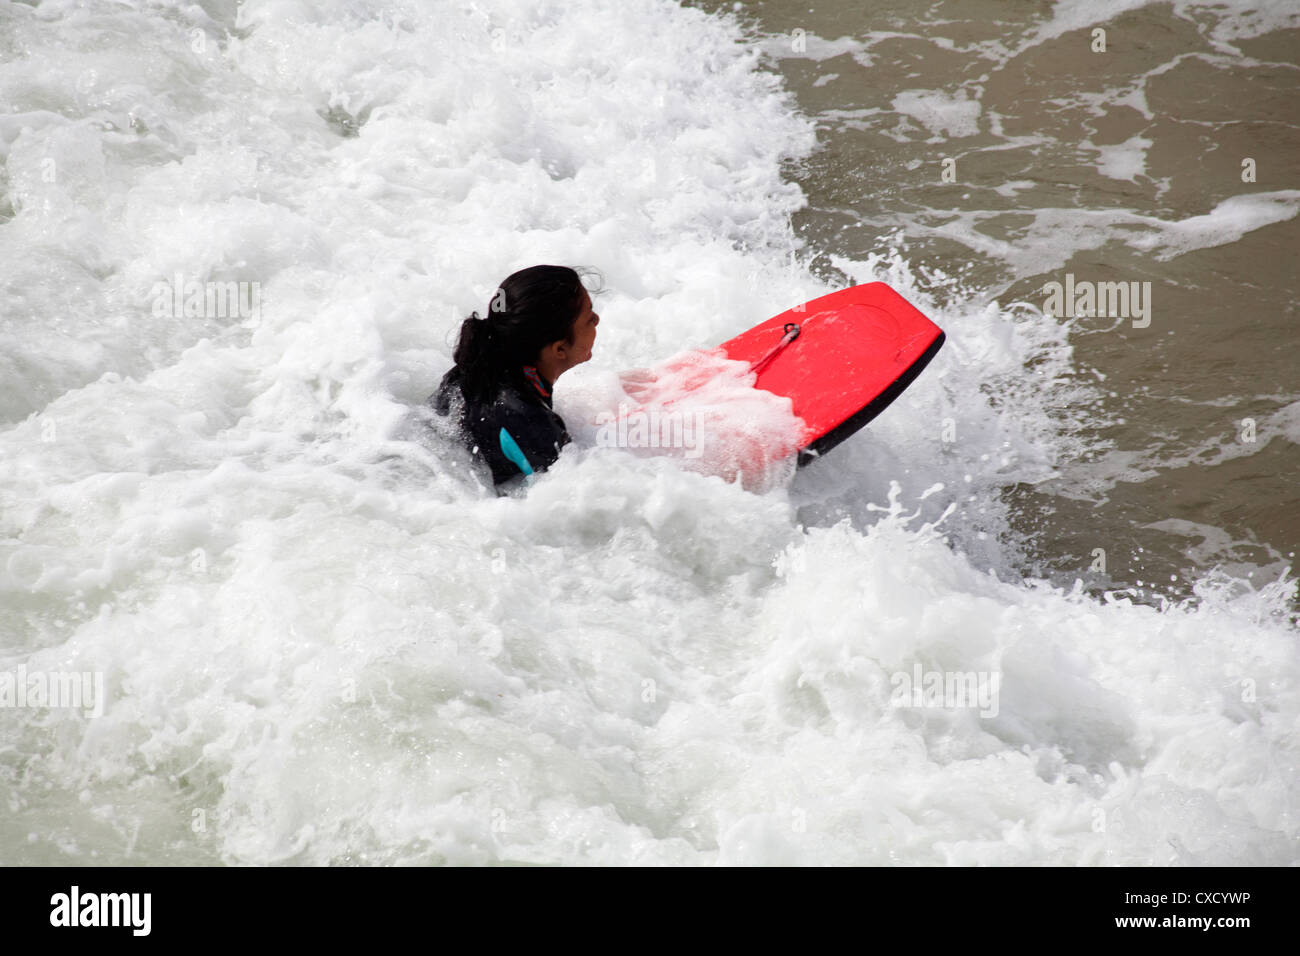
(1, 0), (1296, 865)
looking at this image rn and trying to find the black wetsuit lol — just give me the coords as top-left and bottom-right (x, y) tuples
(429, 364), (570, 487)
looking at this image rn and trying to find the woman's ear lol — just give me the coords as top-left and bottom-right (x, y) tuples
(534, 338), (570, 383)
(539, 338), (566, 365)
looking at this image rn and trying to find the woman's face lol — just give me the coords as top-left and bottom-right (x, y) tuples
(567, 288), (599, 366)
(536, 287), (599, 381)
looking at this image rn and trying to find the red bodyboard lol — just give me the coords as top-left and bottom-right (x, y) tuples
(720, 282), (945, 465)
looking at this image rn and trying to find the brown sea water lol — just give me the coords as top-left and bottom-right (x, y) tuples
(694, 0), (1300, 603)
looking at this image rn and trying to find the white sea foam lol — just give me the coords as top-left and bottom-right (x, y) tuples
(561, 349), (805, 492)
(879, 191), (1300, 285)
(1087, 135), (1152, 183)
(891, 89), (982, 139)
(968, 0), (1300, 62)
(0, 0), (1295, 866)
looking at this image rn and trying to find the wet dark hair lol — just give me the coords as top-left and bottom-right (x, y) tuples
(452, 264), (597, 402)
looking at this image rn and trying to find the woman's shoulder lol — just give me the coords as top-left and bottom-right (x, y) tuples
(431, 367), (558, 429)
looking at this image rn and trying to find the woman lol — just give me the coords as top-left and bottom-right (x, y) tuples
(430, 265), (599, 488)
